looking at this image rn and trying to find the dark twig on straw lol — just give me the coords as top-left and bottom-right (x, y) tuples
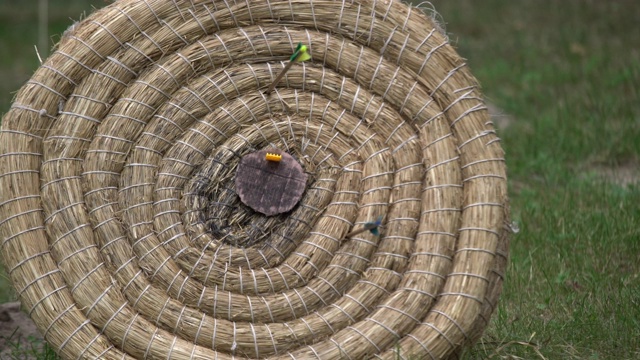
(267, 60), (296, 94)
(267, 43), (310, 94)
(345, 216), (383, 237)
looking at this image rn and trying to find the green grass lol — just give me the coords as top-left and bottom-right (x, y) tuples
(1, 1), (639, 359)
(0, 0), (100, 113)
(426, 0), (640, 358)
(1, 328), (59, 360)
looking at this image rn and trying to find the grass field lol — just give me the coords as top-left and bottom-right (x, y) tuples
(1, 1), (639, 359)
(428, 1), (640, 358)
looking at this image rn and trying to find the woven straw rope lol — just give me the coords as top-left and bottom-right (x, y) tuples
(0, 0), (509, 359)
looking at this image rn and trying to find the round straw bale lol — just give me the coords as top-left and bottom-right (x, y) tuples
(0, 0), (510, 359)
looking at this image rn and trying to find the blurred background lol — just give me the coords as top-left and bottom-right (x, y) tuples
(0, 0), (638, 359)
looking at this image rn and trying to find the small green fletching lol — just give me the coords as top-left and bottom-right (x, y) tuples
(290, 42), (311, 62)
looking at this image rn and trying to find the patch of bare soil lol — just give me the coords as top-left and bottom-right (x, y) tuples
(0, 302), (43, 359)
(591, 163), (639, 187)
(486, 101), (513, 130)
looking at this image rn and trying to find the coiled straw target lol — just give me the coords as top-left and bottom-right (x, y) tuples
(0, 0), (510, 359)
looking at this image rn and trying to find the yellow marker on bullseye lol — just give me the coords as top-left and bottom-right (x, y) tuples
(265, 152), (282, 162)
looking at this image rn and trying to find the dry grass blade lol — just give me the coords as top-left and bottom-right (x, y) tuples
(486, 340), (548, 360)
(0, 0), (509, 359)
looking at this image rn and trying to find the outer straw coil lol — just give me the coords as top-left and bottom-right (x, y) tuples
(0, 0), (510, 359)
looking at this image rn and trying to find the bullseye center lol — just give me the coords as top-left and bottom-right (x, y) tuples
(235, 149), (307, 216)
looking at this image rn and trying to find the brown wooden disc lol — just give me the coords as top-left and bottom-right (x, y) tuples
(235, 149), (307, 216)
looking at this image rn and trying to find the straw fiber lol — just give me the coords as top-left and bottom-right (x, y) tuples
(0, 0), (510, 359)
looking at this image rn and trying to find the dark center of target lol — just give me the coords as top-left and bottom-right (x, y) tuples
(235, 149), (307, 217)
